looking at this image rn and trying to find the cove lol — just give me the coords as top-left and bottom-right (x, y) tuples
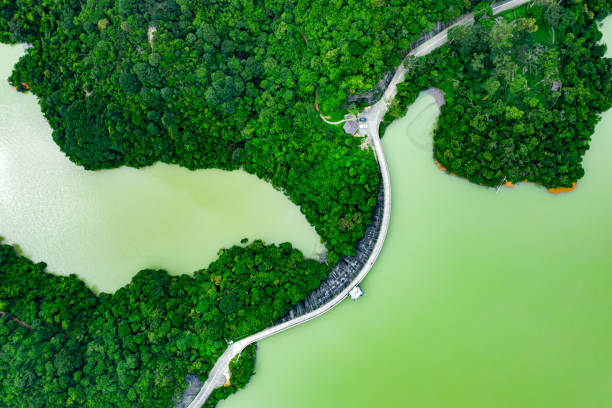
(220, 17), (612, 408)
(0, 44), (323, 293)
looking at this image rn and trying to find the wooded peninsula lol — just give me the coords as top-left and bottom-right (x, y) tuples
(382, 0), (612, 189)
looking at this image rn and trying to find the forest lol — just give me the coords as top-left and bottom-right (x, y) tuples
(381, 0), (612, 189)
(2, 0), (611, 406)
(0, 241), (326, 407)
(0, 0), (491, 264)
(0, 0), (499, 406)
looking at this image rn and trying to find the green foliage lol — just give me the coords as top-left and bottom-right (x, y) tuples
(381, 0), (612, 189)
(219, 294), (238, 315)
(5, 0), (609, 406)
(148, 52), (161, 67)
(0, 241), (327, 407)
(581, 0), (612, 17)
(204, 344), (257, 408)
(228, 344), (257, 388)
(0, 0), (492, 261)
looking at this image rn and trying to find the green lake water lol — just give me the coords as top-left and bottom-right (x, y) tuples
(0, 45), (323, 293)
(221, 16), (612, 408)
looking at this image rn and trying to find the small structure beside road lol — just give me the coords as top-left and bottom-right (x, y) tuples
(349, 286), (364, 300)
(343, 120), (358, 134)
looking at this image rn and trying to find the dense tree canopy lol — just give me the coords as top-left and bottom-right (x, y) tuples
(0, 241), (326, 407)
(3, 0), (611, 406)
(203, 343), (257, 408)
(0, 0), (491, 262)
(0, 1), (496, 406)
(381, 0), (612, 189)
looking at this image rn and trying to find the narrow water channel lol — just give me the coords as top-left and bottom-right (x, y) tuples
(220, 16), (612, 408)
(0, 45), (323, 293)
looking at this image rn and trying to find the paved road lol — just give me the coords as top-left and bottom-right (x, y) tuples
(319, 113), (354, 125)
(187, 90), (393, 408)
(362, 0), (528, 131)
(186, 1), (529, 406)
(186, 89), (392, 408)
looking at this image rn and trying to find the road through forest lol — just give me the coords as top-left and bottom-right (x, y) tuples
(186, 1), (530, 406)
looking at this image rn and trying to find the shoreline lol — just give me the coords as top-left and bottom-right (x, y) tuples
(425, 87), (446, 107)
(434, 160), (578, 194)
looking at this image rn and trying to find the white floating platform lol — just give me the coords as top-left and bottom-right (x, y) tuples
(349, 285), (364, 300)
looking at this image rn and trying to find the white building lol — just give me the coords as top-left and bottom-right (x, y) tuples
(349, 286), (364, 300)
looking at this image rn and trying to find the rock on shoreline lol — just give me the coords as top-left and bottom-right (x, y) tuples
(425, 87), (446, 107)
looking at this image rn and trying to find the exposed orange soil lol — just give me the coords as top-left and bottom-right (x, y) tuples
(434, 160), (446, 171)
(12, 82), (29, 91)
(547, 182), (577, 194)
(434, 160), (457, 177)
(314, 87), (330, 119)
(0, 311), (32, 329)
(433, 160), (577, 194)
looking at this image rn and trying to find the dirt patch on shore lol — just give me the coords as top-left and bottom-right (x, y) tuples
(433, 160), (577, 194)
(547, 182), (577, 194)
(12, 82), (30, 92)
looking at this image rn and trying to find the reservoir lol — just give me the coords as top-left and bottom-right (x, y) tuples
(221, 16), (612, 408)
(0, 45), (323, 293)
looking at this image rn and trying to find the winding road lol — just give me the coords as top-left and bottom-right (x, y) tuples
(186, 1), (529, 406)
(319, 113), (354, 125)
